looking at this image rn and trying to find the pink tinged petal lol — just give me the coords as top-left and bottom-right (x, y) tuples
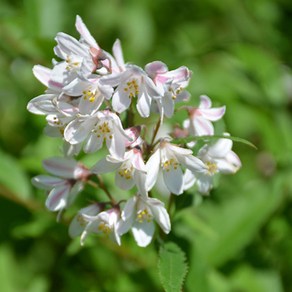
(194, 116), (214, 136)
(33, 65), (51, 86)
(32, 175), (65, 189)
(164, 66), (190, 83)
(148, 199), (171, 234)
(115, 171), (135, 190)
(145, 61), (168, 78)
(64, 118), (96, 144)
(75, 15), (99, 49)
(45, 184), (70, 211)
(57, 101), (79, 116)
(162, 166), (184, 195)
(132, 221), (155, 247)
(199, 95), (212, 109)
(112, 39), (125, 71)
(131, 150), (146, 172)
(27, 94), (56, 115)
(134, 171), (147, 197)
(183, 169), (196, 190)
(43, 158), (78, 178)
(146, 149), (161, 191)
(92, 158), (120, 174)
(84, 134), (103, 153)
(199, 106), (226, 121)
(112, 89), (131, 113)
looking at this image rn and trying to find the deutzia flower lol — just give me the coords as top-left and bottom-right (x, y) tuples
(183, 133), (241, 194)
(146, 139), (207, 195)
(183, 95), (226, 136)
(102, 65), (160, 117)
(69, 203), (101, 238)
(80, 208), (121, 245)
(92, 148), (147, 196)
(64, 110), (131, 158)
(118, 194), (171, 247)
(145, 61), (191, 118)
(32, 158), (90, 213)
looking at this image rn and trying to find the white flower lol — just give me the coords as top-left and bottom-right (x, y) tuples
(69, 203), (101, 238)
(64, 110), (131, 158)
(183, 95), (225, 136)
(145, 61), (191, 117)
(146, 139), (207, 195)
(101, 65), (160, 117)
(32, 157), (90, 213)
(118, 194), (170, 247)
(92, 148), (147, 196)
(183, 133), (241, 194)
(80, 208), (121, 245)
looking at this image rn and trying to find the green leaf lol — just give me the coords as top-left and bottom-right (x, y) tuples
(158, 242), (188, 292)
(0, 148), (32, 200)
(172, 134), (257, 150)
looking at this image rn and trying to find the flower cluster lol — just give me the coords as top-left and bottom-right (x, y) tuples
(28, 16), (241, 247)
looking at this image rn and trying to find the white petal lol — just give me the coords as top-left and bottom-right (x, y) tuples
(45, 184), (70, 211)
(132, 221), (155, 247)
(145, 61), (168, 78)
(207, 136), (233, 157)
(134, 171), (147, 197)
(196, 175), (213, 194)
(112, 39), (125, 71)
(27, 94), (56, 115)
(121, 196), (137, 221)
(161, 94), (174, 118)
(84, 134), (103, 153)
(163, 166), (184, 195)
(112, 89), (131, 113)
(32, 175), (64, 189)
(75, 15), (98, 48)
(64, 118), (96, 144)
(115, 171), (135, 190)
(183, 169), (196, 190)
(43, 158), (77, 178)
(177, 155), (207, 173)
(92, 158), (120, 174)
(137, 91), (151, 117)
(146, 149), (161, 191)
(33, 65), (51, 87)
(148, 198), (171, 234)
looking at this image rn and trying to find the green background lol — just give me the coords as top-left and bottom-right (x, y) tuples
(1, 0), (292, 291)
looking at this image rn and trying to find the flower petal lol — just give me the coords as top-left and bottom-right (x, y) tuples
(45, 184), (70, 211)
(162, 166), (184, 195)
(132, 221), (155, 247)
(43, 157), (77, 178)
(199, 106), (226, 121)
(32, 175), (64, 189)
(146, 149), (161, 191)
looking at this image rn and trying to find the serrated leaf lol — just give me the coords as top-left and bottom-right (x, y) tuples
(158, 242), (188, 292)
(172, 134), (257, 150)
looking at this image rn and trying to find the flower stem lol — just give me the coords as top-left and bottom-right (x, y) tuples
(96, 175), (117, 205)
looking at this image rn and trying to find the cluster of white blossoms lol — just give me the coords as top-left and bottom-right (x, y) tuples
(28, 16), (241, 247)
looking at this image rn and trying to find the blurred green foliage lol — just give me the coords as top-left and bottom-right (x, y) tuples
(1, 0), (292, 291)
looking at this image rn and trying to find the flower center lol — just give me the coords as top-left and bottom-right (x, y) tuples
(65, 55), (80, 71)
(118, 165), (134, 180)
(98, 222), (112, 235)
(162, 158), (179, 172)
(136, 208), (152, 223)
(123, 79), (139, 98)
(206, 161), (218, 175)
(94, 122), (113, 140)
(82, 89), (96, 103)
(77, 214), (88, 227)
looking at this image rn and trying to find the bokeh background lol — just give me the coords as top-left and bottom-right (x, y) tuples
(1, 0), (292, 291)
